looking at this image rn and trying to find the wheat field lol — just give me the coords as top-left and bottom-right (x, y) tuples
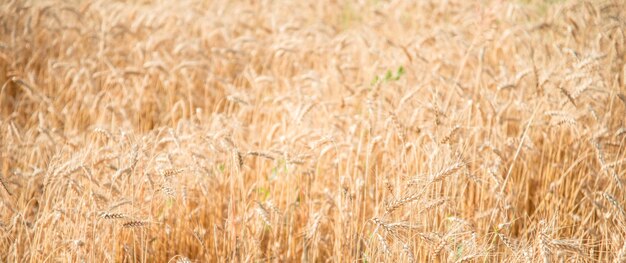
(1, 0), (626, 262)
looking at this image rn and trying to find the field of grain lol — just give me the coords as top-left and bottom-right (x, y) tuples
(1, 0), (626, 262)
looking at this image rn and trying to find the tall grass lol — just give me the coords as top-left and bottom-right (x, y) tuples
(1, 0), (625, 262)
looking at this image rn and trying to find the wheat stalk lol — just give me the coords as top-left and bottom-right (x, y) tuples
(0, 174), (12, 196)
(100, 212), (126, 220)
(403, 243), (415, 263)
(123, 220), (149, 228)
(255, 201), (272, 227)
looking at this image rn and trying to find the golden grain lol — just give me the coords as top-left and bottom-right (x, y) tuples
(1, 0), (625, 262)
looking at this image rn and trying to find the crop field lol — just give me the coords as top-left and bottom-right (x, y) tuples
(1, 0), (626, 262)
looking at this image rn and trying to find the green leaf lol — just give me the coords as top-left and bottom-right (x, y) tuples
(396, 66), (405, 79)
(384, 70), (393, 81)
(257, 187), (270, 201)
(270, 166), (278, 181)
(370, 75), (379, 86)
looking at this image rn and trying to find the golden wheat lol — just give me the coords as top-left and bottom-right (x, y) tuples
(1, 0), (625, 262)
